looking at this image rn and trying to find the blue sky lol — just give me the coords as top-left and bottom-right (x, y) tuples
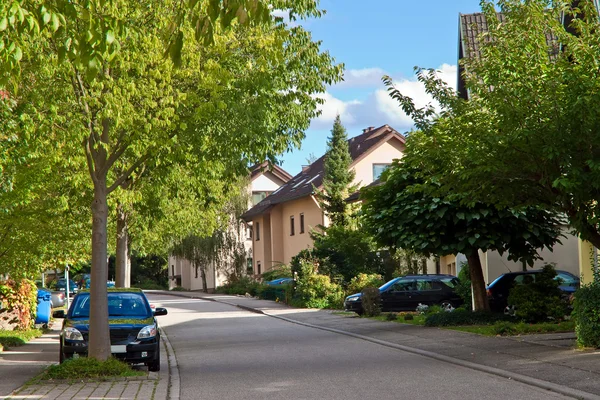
(279, 0), (483, 176)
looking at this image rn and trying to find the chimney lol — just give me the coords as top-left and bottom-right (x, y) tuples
(302, 165), (310, 172)
(363, 126), (375, 133)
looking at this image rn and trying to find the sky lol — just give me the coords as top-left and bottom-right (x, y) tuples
(279, 0), (484, 176)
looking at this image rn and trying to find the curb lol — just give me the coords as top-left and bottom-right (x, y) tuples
(159, 325), (180, 400)
(150, 291), (599, 400)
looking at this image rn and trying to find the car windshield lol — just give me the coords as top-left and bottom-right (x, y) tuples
(70, 293), (151, 318)
(379, 278), (401, 291)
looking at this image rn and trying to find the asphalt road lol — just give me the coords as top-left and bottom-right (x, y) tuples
(147, 294), (571, 400)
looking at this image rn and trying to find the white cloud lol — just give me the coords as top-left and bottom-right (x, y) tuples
(311, 64), (458, 132)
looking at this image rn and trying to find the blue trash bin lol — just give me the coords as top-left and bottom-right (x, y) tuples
(35, 288), (52, 325)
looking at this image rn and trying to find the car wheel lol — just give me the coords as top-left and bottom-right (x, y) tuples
(440, 300), (455, 312)
(504, 305), (516, 316)
(148, 348), (160, 372)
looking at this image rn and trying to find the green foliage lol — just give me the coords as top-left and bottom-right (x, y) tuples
(131, 253), (168, 290)
(261, 265), (292, 282)
(455, 265), (472, 306)
(310, 225), (382, 283)
(217, 276), (265, 297)
(293, 258), (344, 309)
(403, 314), (414, 321)
(347, 273), (384, 296)
(574, 280), (600, 348)
(385, 312), (398, 321)
(507, 265), (566, 323)
(0, 279), (37, 330)
(41, 357), (143, 380)
(316, 115), (356, 227)
(0, 328), (42, 349)
(360, 287), (381, 317)
(424, 309), (513, 327)
(492, 321), (517, 336)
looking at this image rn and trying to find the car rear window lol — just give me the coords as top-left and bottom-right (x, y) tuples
(70, 293), (151, 318)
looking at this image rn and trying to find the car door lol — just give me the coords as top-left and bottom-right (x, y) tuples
(413, 278), (443, 306)
(380, 279), (417, 311)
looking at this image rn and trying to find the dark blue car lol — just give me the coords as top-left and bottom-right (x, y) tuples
(265, 277), (294, 286)
(486, 269), (580, 312)
(54, 289), (167, 371)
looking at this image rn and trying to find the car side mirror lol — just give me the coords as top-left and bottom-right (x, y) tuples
(53, 310), (66, 319)
(153, 307), (168, 316)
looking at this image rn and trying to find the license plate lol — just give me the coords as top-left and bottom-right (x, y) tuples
(111, 345), (127, 354)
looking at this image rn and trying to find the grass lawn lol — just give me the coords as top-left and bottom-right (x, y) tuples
(0, 328), (43, 350)
(367, 312), (575, 336)
(37, 357), (145, 381)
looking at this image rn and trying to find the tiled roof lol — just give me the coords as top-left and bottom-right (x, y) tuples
(241, 125), (406, 221)
(249, 161), (292, 183)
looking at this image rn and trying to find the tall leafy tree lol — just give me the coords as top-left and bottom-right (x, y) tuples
(383, 0), (600, 251)
(362, 159), (562, 311)
(318, 115), (356, 227)
(4, 0), (342, 360)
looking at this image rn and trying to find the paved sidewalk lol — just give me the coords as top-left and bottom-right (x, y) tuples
(151, 290), (600, 400)
(0, 322), (169, 400)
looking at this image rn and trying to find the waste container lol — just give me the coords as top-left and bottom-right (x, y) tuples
(35, 288), (52, 325)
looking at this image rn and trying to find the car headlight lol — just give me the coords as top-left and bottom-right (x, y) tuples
(64, 327), (84, 341)
(137, 324), (157, 339)
(346, 297), (360, 302)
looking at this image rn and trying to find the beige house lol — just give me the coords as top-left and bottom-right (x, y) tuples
(168, 163), (292, 291)
(242, 125), (406, 275)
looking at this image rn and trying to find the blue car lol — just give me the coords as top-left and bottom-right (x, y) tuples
(54, 278), (79, 296)
(265, 277), (294, 286)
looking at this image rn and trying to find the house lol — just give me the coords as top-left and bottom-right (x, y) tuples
(444, 8), (594, 283)
(242, 125), (406, 275)
(168, 162), (292, 291)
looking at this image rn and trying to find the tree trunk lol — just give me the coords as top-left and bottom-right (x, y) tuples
(467, 251), (490, 312)
(115, 204), (130, 288)
(88, 181), (111, 361)
(201, 267), (208, 293)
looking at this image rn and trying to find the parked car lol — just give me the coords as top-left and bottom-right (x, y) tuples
(53, 288), (167, 371)
(54, 278), (79, 296)
(75, 273), (116, 289)
(265, 277), (294, 286)
(35, 280), (66, 308)
(486, 269), (580, 312)
(344, 274), (462, 315)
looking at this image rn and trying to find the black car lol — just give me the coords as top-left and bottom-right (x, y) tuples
(53, 288), (167, 371)
(344, 274), (462, 314)
(486, 269), (580, 312)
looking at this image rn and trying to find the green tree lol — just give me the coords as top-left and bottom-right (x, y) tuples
(3, 0), (342, 360)
(318, 115), (356, 227)
(383, 0), (600, 251)
(361, 159), (562, 311)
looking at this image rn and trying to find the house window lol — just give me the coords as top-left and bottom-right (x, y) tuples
(255, 222), (260, 241)
(257, 261), (261, 275)
(171, 265), (174, 278)
(290, 215), (295, 236)
(300, 213), (305, 234)
(373, 163), (390, 180)
(195, 266), (198, 279)
(246, 258), (253, 274)
(247, 225), (253, 240)
(252, 191), (271, 206)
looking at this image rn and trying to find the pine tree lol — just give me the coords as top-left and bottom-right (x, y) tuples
(319, 115), (355, 227)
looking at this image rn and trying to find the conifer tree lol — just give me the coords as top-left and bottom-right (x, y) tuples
(319, 116), (355, 227)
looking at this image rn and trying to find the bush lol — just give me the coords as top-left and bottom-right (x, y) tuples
(385, 312), (398, 321)
(261, 265), (292, 282)
(42, 357), (143, 380)
(0, 279), (37, 330)
(425, 308), (514, 327)
(346, 273), (384, 296)
(293, 258), (344, 309)
(361, 287), (381, 317)
(574, 281), (600, 347)
(492, 321), (517, 336)
(135, 279), (167, 290)
(455, 264), (472, 306)
(217, 276), (265, 296)
(507, 265), (567, 322)
(404, 314), (414, 321)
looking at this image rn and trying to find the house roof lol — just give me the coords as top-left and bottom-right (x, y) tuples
(241, 125), (406, 221)
(457, 11), (560, 99)
(346, 179), (383, 203)
(249, 161), (292, 183)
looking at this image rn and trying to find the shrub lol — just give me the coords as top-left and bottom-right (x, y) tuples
(346, 273), (384, 296)
(492, 321), (517, 336)
(361, 287), (381, 317)
(217, 276), (265, 296)
(0, 279), (37, 330)
(135, 279), (167, 290)
(404, 314), (414, 321)
(261, 265), (292, 282)
(426, 305), (443, 315)
(42, 357), (143, 380)
(425, 309), (513, 327)
(574, 281), (600, 348)
(386, 312), (398, 321)
(507, 265), (567, 323)
(293, 258), (344, 309)
(455, 264), (472, 305)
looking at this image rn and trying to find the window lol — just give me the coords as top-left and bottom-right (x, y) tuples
(171, 265), (174, 278)
(391, 279), (417, 292)
(246, 258), (253, 274)
(372, 163), (390, 180)
(255, 222), (260, 241)
(290, 215), (295, 236)
(417, 279), (440, 291)
(300, 213), (305, 234)
(251, 191), (271, 206)
(247, 226), (253, 240)
(257, 261), (261, 275)
(513, 274), (535, 285)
